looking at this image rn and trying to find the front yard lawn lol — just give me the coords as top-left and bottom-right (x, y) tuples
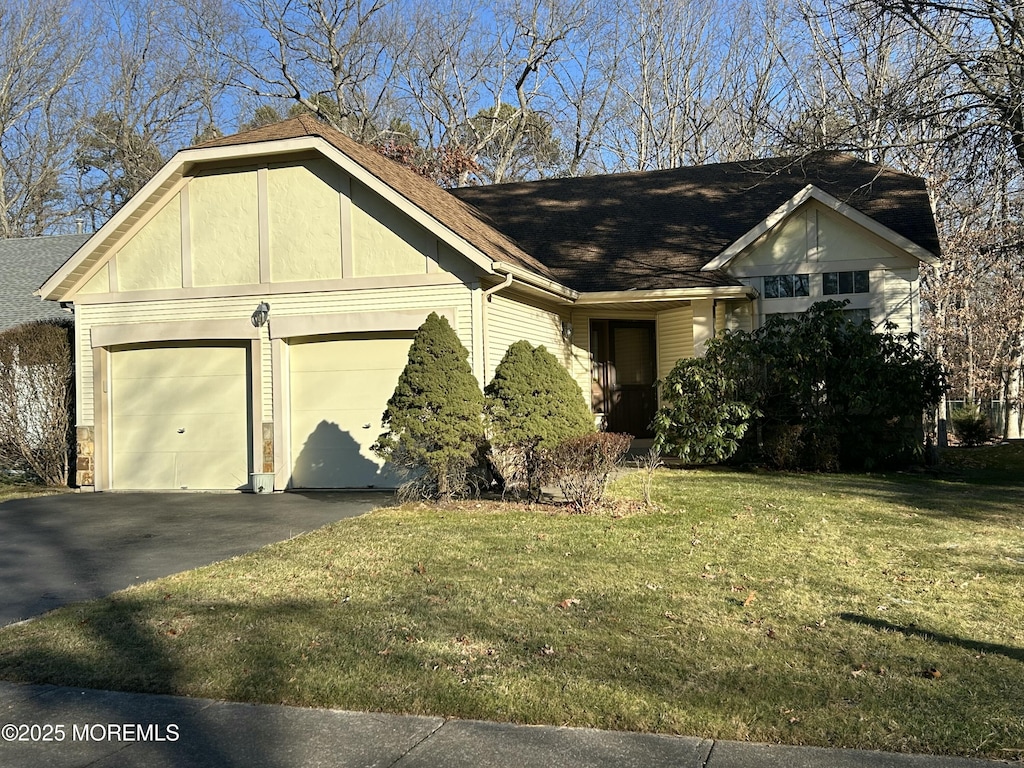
(0, 467), (1021, 759)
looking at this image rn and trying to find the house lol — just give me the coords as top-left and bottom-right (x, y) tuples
(36, 116), (939, 492)
(0, 235), (88, 330)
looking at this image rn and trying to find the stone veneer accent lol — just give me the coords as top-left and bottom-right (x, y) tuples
(76, 426), (95, 488)
(262, 422), (274, 473)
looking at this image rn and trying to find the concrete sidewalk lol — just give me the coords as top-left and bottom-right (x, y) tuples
(0, 682), (1006, 768)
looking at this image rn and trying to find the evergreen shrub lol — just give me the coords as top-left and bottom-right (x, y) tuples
(372, 313), (484, 500)
(485, 340), (594, 497)
(949, 405), (991, 447)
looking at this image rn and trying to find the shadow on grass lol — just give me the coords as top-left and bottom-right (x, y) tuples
(838, 613), (1024, 664)
(690, 466), (1024, 524)
(2, 600), (248, 766)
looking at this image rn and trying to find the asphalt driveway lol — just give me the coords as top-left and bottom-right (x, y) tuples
(0, 491), (389, 626)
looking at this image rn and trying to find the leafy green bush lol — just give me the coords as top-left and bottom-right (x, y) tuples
(373, 313), (484, 500)
(949, 405), (991, 447)
(485, 340), (594, 497)
(710, 301), (946, 471)
(653, 305), (924, 470)
(542, 432), (632, 512)
(652, 357), (756, 463)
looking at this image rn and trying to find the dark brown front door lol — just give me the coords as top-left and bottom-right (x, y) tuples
(590, 320), (656, 437)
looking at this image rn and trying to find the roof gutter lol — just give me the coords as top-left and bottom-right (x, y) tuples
(575, 285), (756, 305)
(492, 261), (578, 302)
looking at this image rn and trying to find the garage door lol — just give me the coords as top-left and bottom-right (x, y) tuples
(289, 333), (413, 488)
(110, 342), (250, 490)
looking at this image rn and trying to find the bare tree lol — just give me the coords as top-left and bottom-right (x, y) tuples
(0, 0), (88, 237)
(220, 0), (408, 141)
(76, 0), (235, 225)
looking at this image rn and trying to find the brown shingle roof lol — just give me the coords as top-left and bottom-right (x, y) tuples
(451, 153), (940, 292)
(196, 115), (556, 281)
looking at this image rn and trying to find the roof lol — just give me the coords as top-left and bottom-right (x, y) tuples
(195, 115), (556, 281)
(450, 153), (940, 292)
(0, 234), (87, 329)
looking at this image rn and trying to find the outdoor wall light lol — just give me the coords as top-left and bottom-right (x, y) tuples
(251, 301), (270, 328)
(561, 320), (574, 341)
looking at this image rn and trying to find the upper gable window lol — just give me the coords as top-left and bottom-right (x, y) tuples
(764, 274), (809, 299)
(823, 270), (870, 295)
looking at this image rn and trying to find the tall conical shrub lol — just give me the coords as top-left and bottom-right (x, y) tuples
(485, 340), (594, 496)
(373, 313), (484, 499)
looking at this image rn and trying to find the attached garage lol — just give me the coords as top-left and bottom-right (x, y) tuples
(287, 332), (413, 489)
(110, 342), (251, 490)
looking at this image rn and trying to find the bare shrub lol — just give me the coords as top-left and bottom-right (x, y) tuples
(634, 448), (663, 509)
(543, 433), (632, 512)
(0, 319), (74, 486)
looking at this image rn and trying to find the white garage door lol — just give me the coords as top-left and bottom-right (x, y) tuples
(110, 343), (250, 490)
(289, 333), (413, 488)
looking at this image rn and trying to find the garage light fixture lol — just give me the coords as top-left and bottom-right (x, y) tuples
(251, 301), (270, 328)
(561, 320), (573, 341)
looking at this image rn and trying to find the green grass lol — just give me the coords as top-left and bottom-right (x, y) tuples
(0, 467), (1021, 759)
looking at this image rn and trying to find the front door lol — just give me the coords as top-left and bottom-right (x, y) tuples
(590, 320), (656, 437)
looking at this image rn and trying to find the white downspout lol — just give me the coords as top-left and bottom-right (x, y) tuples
(480, 273), (514, 384)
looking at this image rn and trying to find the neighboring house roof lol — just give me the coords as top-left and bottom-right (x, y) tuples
(195, 115), (557, 282)
(0, 234), (87, 329)
(450, 153), (940, 292)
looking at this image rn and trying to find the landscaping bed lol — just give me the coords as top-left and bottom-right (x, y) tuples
(0, 468), (1020, 759)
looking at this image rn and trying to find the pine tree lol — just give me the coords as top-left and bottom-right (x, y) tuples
(373, 313), (484, 499)
(485, 340), (594, 495)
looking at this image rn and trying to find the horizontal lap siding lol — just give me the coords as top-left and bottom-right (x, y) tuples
(882, 269), (917, 332)
(486, 293), (568, 384)
(76, 284), (475, 426)
(657, 305), (694, 380)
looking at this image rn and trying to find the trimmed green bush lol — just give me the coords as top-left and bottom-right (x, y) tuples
(950, 405), (991, 447)
(485, 340), (594, 496)
(373, 313), (484, 499)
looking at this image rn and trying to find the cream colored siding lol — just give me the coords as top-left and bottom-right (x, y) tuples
(882, 268), (918, 331)
(486, 292), (568, 383)
(110, 343), (249, 490)
(350, 180), (435, 276)
(818, 206), (897, 265)
(78, 263), (109, 295)
(288, 334), (412, 488)
(714, 300), (754, 335)
(740, 210), (809, 268)
(725, 201), (923, 327)
(190, 172), (260, 286)
(268, 161), (343, 282)
(116, 194), (182, 291)
(75, 284), (474, 428)
(656, 305), (693, 378)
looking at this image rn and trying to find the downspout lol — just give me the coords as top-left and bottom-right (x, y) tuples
(481, 273), (514, 384)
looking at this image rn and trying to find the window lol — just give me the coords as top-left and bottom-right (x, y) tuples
(844, 308), (871, 325)
(823, 270), (870, 295)
(764, 274), (809, 299)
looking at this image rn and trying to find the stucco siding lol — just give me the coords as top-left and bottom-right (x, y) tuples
(116, 194), (182, 291)
(78, 264), (110, 295)
(268, 160), (343, 282)
(190, 171), (260, 287)
(350, 180), (435, 277)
